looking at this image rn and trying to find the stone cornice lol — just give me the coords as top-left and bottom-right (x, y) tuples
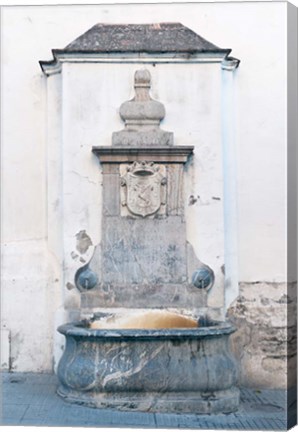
(40, 51), (231, 76)
(39, 22), (238, 76)
(221, 56), (240, 71)
(92, 146), (194, 164)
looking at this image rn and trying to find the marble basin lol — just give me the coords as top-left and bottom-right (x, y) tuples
(57, 313), (239, 414)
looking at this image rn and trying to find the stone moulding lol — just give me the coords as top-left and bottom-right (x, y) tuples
(92, 145), (194, 163)
(58, 319), (236, 339)
(40, 53), (233, 76)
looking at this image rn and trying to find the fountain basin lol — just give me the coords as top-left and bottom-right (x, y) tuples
(57, 316), (239, 413)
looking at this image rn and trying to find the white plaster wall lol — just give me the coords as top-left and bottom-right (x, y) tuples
(1, 240), (57, 371)
(61, 61), (224, 313)
(1, 2), (288, 371)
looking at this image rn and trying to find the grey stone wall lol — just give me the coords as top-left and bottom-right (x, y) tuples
(83, 161), (207, 312)
(81, 68), (212, 316)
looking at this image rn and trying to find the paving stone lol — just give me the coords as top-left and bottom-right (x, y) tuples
(23, 403), (61, 421)
(0, 372), (292, 430)
(1, 403), (29, 421)
(16, 418), (45, 426)
(1, 418), (21, 426)
(110, 411), (155, 427)
(155, 412), (179, 427)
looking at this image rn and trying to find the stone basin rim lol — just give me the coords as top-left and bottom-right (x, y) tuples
(58, 320), (236, 339)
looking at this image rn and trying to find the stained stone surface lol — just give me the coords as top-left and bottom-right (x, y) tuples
(86, 152), (207, 310)
(112, 130), (173, 147)
(85, 215), (207, 309)
(102, 170), (121, 217)
(167, 164), (184, 216)
(81, 283), (206, 310)
(87, 69), (208, 311)
(102, 216), (187, 284)
(57, 320), (239, 414)
(57, 387), (240, 414)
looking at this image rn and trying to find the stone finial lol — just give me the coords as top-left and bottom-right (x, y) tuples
(134, 69), (151, 87)
(119, 69), (165, 131)
(112, 69), (173, 146)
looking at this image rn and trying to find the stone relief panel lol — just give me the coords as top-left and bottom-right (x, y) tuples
(120, 161), (167, 218)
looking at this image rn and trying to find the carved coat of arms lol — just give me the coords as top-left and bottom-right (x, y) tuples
(121, 161), (166, 217)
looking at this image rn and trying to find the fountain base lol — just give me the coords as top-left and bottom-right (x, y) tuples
(58, 386), (240, 414)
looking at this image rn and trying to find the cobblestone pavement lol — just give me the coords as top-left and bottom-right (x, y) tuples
(0, 372), (296, 430)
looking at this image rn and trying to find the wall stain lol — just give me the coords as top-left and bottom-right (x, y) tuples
(76, 230), (93, 254)
(188, 195), (198, 206)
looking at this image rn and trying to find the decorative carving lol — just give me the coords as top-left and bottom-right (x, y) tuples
(192, 266), (215, 290)
(112, 69), (173, 147)
(75, 264), (98, 292)
(121, 161), (166, 217)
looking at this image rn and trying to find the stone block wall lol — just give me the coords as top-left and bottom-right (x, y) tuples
(227, 283), (296, 389)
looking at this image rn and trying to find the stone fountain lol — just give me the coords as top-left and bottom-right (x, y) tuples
(57, 67), (239, 413)
(40, 22), (240, 414)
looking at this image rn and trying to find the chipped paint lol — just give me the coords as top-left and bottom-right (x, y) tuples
(71, 251), (79, 260)
(76, 230), (93, 254)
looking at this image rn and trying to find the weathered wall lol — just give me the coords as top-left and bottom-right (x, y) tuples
(58, 60), (224, 323)
(1, 1), (294, 388)
(227, 283), (296, 388)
